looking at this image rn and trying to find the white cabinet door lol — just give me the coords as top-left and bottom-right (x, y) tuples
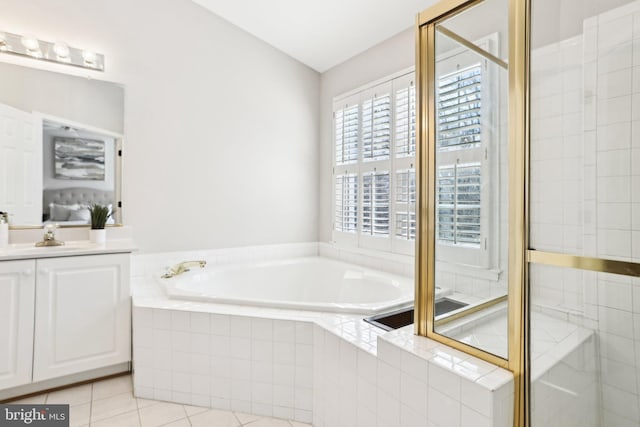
(0, 260), (35, 390)
(33, 254), (130, 382)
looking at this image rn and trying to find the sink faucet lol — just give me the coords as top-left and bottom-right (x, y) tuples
(162, 260), (206, 278)
(35, 224), (65, 247)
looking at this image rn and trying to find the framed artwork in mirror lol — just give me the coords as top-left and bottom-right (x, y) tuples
(54, 137), (105, 181)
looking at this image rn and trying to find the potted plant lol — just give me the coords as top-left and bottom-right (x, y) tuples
(88, 204), (111, 244)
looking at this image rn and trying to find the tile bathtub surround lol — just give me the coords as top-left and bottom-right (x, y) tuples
(7, 374), (311, 427)
(133, 309), (315, 423)
(132, 292), (517, 427)
(131, 243), (598, 427)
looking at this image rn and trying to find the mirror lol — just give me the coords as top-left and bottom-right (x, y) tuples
(0, 61), (124, 227)
(430, 0), (509, 358)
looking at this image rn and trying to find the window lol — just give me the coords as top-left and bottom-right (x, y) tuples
(437, 63), (483, 249)
(434, 44), (497, 268)
(332, 70), (416, 254)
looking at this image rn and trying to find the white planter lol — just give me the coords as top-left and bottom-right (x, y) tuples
(89, 229), (107, 244)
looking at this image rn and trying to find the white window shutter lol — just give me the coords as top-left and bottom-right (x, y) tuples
(395, 79), (416, 158)
(395, 169), (416, 241)
(362, 171), (390, 237)
(437, 162), (481, 246)
(362, 93), (391, 162)
(335, 104), (359, 165)
(334, 173), (358, 233)
(437, 64), (482, 151)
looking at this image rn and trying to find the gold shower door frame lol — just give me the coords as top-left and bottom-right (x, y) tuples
(415, 0), (530, 425)
(417, 0), (640, 426)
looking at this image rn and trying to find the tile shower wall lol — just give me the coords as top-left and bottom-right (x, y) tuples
(530, 35), (586, 311)
(530, 1), (640, 425)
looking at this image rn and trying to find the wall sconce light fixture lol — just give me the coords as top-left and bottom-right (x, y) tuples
(0, 31), (104, 71)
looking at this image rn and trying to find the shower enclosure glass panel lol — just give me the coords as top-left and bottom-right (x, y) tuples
(432, 0), (510, 358)
(530, 0), (640, 425)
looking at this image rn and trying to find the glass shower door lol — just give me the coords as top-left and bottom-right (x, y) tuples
(529, 0), (640, 425)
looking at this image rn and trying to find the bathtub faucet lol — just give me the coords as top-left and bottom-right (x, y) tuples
(162, 260), (206, 278)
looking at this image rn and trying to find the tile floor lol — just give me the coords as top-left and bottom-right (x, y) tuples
(7, 375), (312, 427)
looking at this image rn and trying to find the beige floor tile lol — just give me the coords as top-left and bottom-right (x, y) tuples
(69, 402), (91, 427)
(46, 384), (92, 406)
(91, 391), (139, 422)
(289, 422), (312, 427)
(139, 402), (187, 427)
(184, 404), (209, 416)
(137, 397), (162, 409)
(92, 375), (133, 401)
(244, 418), (292, 427)
(235, 411), (261, 424)
(91, 409), (141, 427)
(159, 418), (191, 427)
(189, 409), (241, 427)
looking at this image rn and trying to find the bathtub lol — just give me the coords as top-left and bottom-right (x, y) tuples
(159, 256), (413, 314)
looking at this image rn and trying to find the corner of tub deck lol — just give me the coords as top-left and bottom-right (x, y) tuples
(376, 326), (514, 426)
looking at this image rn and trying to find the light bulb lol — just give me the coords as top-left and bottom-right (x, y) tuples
(21, 35), (39, 53)
(82, 50), (97, 65)
(53, 42), (70, 59)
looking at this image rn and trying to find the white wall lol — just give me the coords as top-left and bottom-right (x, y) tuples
(318, 28), (415, 242)
(0, 0), (320, 252)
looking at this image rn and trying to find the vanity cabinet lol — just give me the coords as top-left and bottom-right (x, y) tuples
(33, 254), (130, 382)
(0, 260), (35, 390)
(0, 252), (130, 392)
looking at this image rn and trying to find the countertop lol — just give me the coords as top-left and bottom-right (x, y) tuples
(0, 239), (137, 261)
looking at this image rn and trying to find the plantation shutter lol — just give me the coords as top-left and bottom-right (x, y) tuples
(362, 93), (391, 161)
(334, 173), (358, 233)
(437, 64), (482, 150)
(395, 81), (416, 158)
(335, 104), (359, 165)
(395, 169), (416, 241)
(362, 171), (390, 237)
(437, 162), (481, 246)
(332, 71), (416, 254)
(436, 63), (483, 249)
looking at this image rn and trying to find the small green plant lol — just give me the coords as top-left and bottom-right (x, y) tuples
(88, 204), (111, 230)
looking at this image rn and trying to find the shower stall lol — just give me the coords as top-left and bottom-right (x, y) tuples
(415, 0), (640, 425)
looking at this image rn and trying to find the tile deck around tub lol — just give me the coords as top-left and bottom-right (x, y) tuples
(132, 272), (517, 426)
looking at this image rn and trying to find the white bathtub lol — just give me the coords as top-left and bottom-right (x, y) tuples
(159, 256), (414, 314)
